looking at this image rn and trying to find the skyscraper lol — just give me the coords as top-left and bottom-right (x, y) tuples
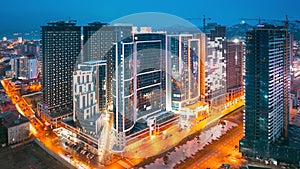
(109, 31), (173, 152)
(167, 34), (201, 111)
(112, 32), (166, 133)
(226, 40), (244, 102)
(204, 25), (227, 113)
(83, 22), (108, 62)
(83, 23), (132, 104)
(240, 24), (290, 159)
(38, 21), (81, 125)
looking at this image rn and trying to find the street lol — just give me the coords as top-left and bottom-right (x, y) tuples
(1, 79), (93, 169)
(1, 78), (245, 169)
(186, 124), (244, 169)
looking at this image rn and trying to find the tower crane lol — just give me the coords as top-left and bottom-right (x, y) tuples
(241, 16), (300, 27)
(273, 15), (300, 139)
(242, 15), (300, 139)
(186, 15), (211, 31)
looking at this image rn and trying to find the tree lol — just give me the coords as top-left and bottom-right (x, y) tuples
(163, 155), (169, 165)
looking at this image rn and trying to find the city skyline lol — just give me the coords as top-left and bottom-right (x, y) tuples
(1, 3), (300, 167)
(1, 0), (300, 33)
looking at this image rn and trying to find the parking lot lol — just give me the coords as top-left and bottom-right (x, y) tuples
(0, 142), (66, 169)
(63, 141), (96, 160)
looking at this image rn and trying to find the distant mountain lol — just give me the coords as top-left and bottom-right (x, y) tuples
(226, 22), (300, 41)
(289, 23), (300, 40)
(226, 23), (253, 40)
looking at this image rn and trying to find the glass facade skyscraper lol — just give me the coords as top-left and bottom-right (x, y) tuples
(240, 24), (290, 158)
(112, 32), (166, 135)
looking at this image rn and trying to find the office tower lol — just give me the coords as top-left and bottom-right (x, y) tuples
(133, 32), (167, 120)
(205, 25), (227, 112)
(73, 60), (106, 137)
(83, 23), (132, 104)
(112, 32), (167, 138)
(10, 54), (38, 80)
(38, 21), (81, 124)
(167, 34), (201, 111)
(240, 24), (290, 158)
(226, 40), (244, 101)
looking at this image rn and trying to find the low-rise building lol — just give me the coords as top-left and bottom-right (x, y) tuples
(0, 111), (30, 145)
(0, 91), (10, 104)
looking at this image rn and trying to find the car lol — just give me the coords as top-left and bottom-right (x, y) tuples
(77, 147), (83, 153)
(222, 164), (230, 168)
(89, 154), (95, 159)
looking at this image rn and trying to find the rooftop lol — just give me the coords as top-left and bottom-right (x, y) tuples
(82, 60), (107, 65)
(87, 22), (108, 26)
(183, 101), (208, 109)
(63, 118), (77, 128)
(0, 111), (29, 128)
(50, 107), (73, 119)
(46, 20), (77, 26)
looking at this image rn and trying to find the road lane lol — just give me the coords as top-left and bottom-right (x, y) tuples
(183, 124), (245, 169)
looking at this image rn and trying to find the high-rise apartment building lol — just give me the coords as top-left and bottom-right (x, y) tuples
(240, 24), (290, 159)
(226, 40), (244, 101)
(38, 21), (81, 125)
(204, 25), (227, 112)
(83, 22), (108, 62)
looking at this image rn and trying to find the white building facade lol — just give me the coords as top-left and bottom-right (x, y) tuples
(10, 55), (38, 80)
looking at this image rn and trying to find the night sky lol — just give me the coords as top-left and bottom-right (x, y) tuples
(1, 0), (300, 32)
